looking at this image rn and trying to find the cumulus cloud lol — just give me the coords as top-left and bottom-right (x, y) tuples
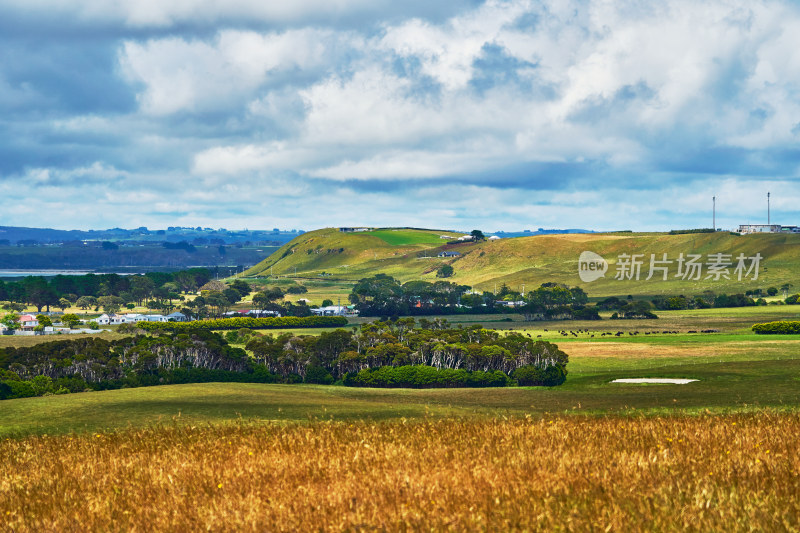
(2, 0), (800, 231)
(22, 162), (128, 187)
(119, 29), (357, 115)
(0, 0), (479, 30)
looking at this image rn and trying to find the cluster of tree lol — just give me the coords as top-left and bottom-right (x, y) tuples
(0, 330), (257, 399)
(644, 285), (795, 312)
(508, 283), (597, 321)
(594, 297), (659, 319)
(348, 277), (601, 321)
(745, 286), (784, 297)
(161, 241), (197, 252)
(177, 281), (328, 320)
(649, 292), (763, 311)
(177, 279), (254, 319)
(0, 319), (569, 399)
(244, 318), (569, 382)
(0, 269), (214, 313)
(436, 264), (454, 278)
(348, 275), (477, 316)
(445, 229), (485, 244)
(0, 271), (312, 319)
(286, 285), (308, 294)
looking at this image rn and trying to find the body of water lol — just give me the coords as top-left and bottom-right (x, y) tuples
(0, 269), (100, 278)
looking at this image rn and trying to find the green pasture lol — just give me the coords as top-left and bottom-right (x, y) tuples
(214, 305), (800, 340)
(2, 353), (799, 437)
(364, 229), (454, 246)
(4, 303), (800, 437)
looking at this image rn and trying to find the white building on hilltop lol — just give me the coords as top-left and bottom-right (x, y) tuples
(739, 224), (799, 234)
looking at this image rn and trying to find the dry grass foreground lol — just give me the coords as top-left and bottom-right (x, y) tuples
(2, 413), (799, 531)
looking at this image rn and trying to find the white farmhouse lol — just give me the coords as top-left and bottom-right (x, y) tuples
(96, 313), (126, 325)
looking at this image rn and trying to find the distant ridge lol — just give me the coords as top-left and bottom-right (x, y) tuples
(0, 225), (300, 245)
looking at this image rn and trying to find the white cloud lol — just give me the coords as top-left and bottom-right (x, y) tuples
(378, 1), (529, 91)
(20, 162), (129, 187)
(119, 29), (355, 115)
(310, 151), (489, 180)
(6, 0), (800, 231)
(5, 0), (378, 27)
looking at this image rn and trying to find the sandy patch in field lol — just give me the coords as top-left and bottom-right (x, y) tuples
(611, 378), (698, 384)
(564, 343), (703, 359)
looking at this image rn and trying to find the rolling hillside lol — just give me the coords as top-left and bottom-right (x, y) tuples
(243, 229), (800, 297)
(242, 228), (464, 278)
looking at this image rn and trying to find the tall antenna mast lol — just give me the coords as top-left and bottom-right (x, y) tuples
(712, 196), (716, 231)
(768, 192), (771, 225)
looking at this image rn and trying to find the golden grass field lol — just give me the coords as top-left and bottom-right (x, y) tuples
(2, 413), (798, 531)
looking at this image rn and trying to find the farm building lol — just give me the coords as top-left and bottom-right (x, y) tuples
(738, 224), (800, 234)
(738, 224), (782, 234)
(311, 305), (359, 317)
(18, 314), (39, 330)
(97, 313), (126, 326)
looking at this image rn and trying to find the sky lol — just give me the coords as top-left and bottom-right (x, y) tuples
(1, 0), (799, 232)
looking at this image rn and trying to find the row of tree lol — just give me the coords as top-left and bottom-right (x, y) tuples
(0, 312), (99, 332)
(0, 319), (569, 399)
(244, 319), (568, 379)
(0, 269), (215, 313)
(646, 290), (791, 311)
(347, 276), (598, 321)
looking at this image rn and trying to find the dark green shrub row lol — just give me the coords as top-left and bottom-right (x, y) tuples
(137, 315), (348, 332)
(0, 365), (290, 400)
(668, 228), (715, 234)
(752, 321), (800, 334)
(342, 365), (511, 388)
(512, 364), (567, 386)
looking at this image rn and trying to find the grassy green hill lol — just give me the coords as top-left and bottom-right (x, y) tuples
(242, 227), (462, 278)
(243, 229), (800, 297)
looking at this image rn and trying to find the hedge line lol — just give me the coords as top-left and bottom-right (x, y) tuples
(752, 321), (800, 334)
(0, 366), (293, 400)
(342, 365), (512, 388)
(136, 316), (348, 332)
